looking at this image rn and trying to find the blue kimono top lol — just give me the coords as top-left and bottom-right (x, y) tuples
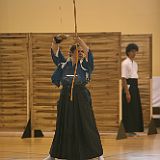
(51, 48), (94, 87)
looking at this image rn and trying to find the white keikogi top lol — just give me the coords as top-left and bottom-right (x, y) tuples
(121, 57), (139, 79)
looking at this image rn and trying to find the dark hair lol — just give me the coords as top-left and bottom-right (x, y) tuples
(69, 44), (79, 54)
(126, 43), (139, 56)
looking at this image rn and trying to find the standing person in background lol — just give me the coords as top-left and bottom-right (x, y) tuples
(121, 43), (144, 137)
(44, 35), (104, 160)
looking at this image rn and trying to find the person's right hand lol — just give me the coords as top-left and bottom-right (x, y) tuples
(51, 41), (59, 54)
(51, 42), (55, 49)
(126, 92), (131, 103)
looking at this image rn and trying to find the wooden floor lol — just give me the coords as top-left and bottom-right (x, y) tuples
(0, 133), (160, 160)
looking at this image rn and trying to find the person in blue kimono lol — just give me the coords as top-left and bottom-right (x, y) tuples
(44, 35), (104, 160)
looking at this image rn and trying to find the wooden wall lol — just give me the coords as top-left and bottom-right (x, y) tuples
(0, 33), (152, 133)
(85, 33), (121, 131)
(121, 35), (152, 126)
(31, 33), (58, 132)
(0, 34), (28, 131)
(31, 33), (121, 132)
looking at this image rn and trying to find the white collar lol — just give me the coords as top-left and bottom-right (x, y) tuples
(126, 57), (135, 63)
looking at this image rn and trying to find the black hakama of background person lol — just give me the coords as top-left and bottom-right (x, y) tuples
(122, 78), (144, 132)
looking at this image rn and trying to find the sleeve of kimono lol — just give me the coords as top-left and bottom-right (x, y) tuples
(81, 49), (94, 73)
(51, 48), (66, 66)
(51, 64), (63, 87)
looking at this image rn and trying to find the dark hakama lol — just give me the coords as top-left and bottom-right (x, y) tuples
(49, 85), (103, 160)
(122, 78), (144, 132)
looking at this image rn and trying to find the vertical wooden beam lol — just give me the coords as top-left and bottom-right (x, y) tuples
(26, 34), (30, 123)
(149, 35), (153, 120)
(149, 35), (152, 79)
(0, 36), (3, 128)
(27, 33), (34, 137)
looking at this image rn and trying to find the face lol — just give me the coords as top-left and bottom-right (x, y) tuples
(128, 50), (137, 59)
(78, 47), (84, 59)
(69, 47), (84, 59)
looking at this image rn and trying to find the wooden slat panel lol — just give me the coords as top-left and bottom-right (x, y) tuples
(0, 33), (152, 134)
(121, 34), (152, 127)
(31, 33), (60, 132)
(31, 33), (121, 132)
(0, 33), (28, 131)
